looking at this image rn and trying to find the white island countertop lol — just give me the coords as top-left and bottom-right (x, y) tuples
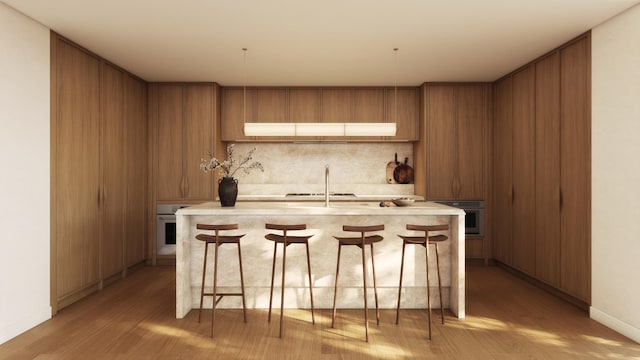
(177, 200), (460, 216)
(175, 201), (465, 319)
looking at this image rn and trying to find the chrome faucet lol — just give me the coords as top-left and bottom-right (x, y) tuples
(325, 164), (330, 207)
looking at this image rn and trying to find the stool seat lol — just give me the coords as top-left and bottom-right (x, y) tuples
(195, 223), (247, 337)
(196, 233), (244, 244)
(396, 223), (449, 340)
(265, 223), (315, 338)
(333, 234), (383, 246)
(332, 224), (385, 342)
(397, 234), (448, 245)
(265, 233), (313, 244)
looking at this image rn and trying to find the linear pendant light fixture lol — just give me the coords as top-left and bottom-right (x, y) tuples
(242, 48), (398, 137)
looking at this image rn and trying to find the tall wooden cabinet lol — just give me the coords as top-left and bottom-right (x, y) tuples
(534, 52), (561, 287)
(52, 37), (101, 309)
(511, 67), (536, 275)
(101, 63), (127, 280)
(124, 74), (148, 268)
(426, 84), (489, 200)
(51, 34), (148, 313)
(559, 37), (591, 301)
(492, 33), (591, 303)
(149, 84), (216, 201)
(492, 78), (513, 265)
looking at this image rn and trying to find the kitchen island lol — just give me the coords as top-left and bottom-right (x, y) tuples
(175, 201), (465, 319)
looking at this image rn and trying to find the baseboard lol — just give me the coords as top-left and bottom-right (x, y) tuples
(494, 261), (589, 312)
(590, 306), (640, 344)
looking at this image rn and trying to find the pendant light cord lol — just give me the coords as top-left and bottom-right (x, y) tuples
(242, 48), (247, 126)
(394, 48), (398, 124)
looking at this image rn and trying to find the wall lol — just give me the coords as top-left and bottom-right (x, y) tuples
(232, 143), (415, 196)
(0, 3), (51, 344)
(591, 3), (640, 343)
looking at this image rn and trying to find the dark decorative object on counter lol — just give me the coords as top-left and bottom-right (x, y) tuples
(218, 177), (238, 207)
(201, 143), (263, 207)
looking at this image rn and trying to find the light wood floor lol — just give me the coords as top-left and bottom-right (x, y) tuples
(2, 265), (639, 359)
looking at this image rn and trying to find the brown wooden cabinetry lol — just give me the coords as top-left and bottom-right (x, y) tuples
(220, 86), (418, 141)
(150, 84), (215, 201)
(51, 34), (147, 313)
(492, 77), (513, 266)
(289, 88), (321, 141)
(53, 38), (101, 308)
(559, 37), (591, 302)
(492, 33), (591, 303)
(426, 84), (489, 200)
(535, 52), (561, 287)
(221, 87), (252, 141)
(124, 74), (148, 268)
(511, 66), (536, 276)
(387, 87), (420, 142)
(101, 63), (127, 280)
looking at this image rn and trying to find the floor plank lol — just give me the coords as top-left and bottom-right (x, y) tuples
(1, 265), (639, 359)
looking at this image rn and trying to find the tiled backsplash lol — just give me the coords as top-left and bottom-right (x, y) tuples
(227, 143), (415, 196)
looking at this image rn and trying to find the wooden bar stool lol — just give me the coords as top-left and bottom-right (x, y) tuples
(195, 223), (247, 337)
(396, 224), (449, 339)
(331, 224), (384, 342)
(265, 223), (315, 338)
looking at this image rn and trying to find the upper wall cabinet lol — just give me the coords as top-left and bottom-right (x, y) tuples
(149, 84), (216, 201)
(220, 86), (419, 141)
(426, 84), (490, 200)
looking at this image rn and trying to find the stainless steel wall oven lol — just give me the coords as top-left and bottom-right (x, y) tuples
(156, 204), (190, 256)
(434, 200), (484, 236)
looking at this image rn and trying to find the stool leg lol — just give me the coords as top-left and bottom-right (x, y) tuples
(369, 243), (380, 326)
(198, 242), (209, 323)
(237, 241), (247, 323)
(434, 243), (444, 324)
(279, 240), (287, 338)
(361, 243), (369, 342)
(426, 242), (432, 340)
(211, 241), (220, 337)
(305, 241), (315, 324)
(331, 244), (342, 328)
(268, 242), (277, 322)
(396, 240), (407, 324)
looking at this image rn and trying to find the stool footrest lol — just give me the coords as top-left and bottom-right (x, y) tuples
(203, 292), (244, 297)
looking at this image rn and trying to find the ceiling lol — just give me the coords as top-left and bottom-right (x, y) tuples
(4, 0), (639, 86)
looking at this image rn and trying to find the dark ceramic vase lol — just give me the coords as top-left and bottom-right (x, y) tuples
(218, 177), (238, 207)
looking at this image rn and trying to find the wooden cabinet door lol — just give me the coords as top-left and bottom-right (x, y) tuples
(322, 88), (352, 140)
(321, 88), (352, 122)
(253, 88), (288, 140)
(124, 74), (147, 267)
(457, 85), (487, 200)
(221, 87), (252, 141)
(183, 85), (214, 200)
(511, 66), (536, 275)
(427, 85), (456, 199)
(101, 63), (126, 279)
(156, 86), (184, 200)
(255, 88), (287, 122)
(493, 77), (513, 265)
(352, 88), (385, 140)
(560, 36), (591, 301)
(55, 40), (101, 299)
(289, 88), (321, 140)
(535, 52), (561, 286)
(387, 87), (419, 141)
